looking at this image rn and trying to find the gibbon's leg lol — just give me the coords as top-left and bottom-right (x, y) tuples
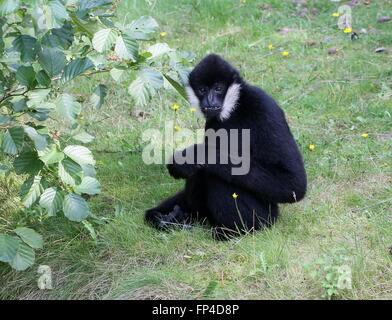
(145, 191), (192, 230)
(204, 174), (279, 241)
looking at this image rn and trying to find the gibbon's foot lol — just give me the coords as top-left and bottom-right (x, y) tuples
(155, 205), (193, 230)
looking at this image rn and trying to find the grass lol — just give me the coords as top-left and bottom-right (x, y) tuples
(0, 0), (391, 299)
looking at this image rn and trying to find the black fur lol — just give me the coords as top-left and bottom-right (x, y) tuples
(145, 54), (307, 240)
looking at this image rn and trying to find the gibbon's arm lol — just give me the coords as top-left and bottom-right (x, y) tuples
(202, 160), (306, 204)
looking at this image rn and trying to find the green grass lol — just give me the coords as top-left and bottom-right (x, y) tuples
(1, 0), (391, 299)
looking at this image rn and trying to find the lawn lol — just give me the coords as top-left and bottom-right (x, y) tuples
(0, 0), (391, 299)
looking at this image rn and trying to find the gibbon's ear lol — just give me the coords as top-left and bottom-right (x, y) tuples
(220, 83), (241, 121)
(185, 86), (203, 116)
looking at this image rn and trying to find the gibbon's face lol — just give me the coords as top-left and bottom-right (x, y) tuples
(193, 82), (229, 118)
(186, 54), (242, 121)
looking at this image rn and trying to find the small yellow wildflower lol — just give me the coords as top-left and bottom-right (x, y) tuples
(282, 51), (290, 56)
(268, 44), (274, 50)
(361, 133), (369, 138)
(232, 193), (238, 199)
(174, 126), (181, 131)
(171, 104), (180, 110)
(190, 108), (197, 112)
(332, 12), (340, 17)
(309, 144), (315, 151)
(343, 28), (352, 33)
(160, 32), (167, 37)
(242, 0), (247, 4)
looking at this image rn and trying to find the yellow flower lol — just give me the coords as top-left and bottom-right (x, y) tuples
(232, 193), (238, 199)
(268, 44), (274, 50)
(332, 12), (340, 17)
(160, 32), (167, 37)
(361, 133), (369, 138)
(174, 126), (181, 131)
(343, 28), (352, 33)
(171, 104), (180, 110)
(309, 144), (315, 151)
(190, 108), (197, 112)
(282, 51), (289, 56)
(242, 0), (247, 4)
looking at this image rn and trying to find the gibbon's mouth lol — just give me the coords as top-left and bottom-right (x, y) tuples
(203, 106), (221, 111)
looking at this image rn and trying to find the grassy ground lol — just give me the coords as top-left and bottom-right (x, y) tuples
(1, 0), (391, 299)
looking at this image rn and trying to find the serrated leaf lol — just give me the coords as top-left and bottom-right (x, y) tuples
(63, 192), (90, 222)
(92, 28), (117, 52)
(56, 93), (81, 123)
(12, 35), (40, 62)
(39, 187), (64, 216)
(114, 33), (138, 61)
(0, 0), (20, 16)
(110, 67), (127, 82)
(79, 0), (112, 10)
(42, 22), (74, 50)
(163, 74), (188, 101)
(38, 48), (67, 77)
(75, 176), (101, 195)
(72, 130), (94, 143)
(128, 68), (163, 106)
(147, 43), (170, 59)
(14, 227), (43, 249)
(16, 66), (36, 88)
(36, 70), (51, 87)
(59, 158), (83, 186)
(0, 233), (19, 263)
(9, 241), (35, 271)
(0, 115), (12, 125)
(12, 97), (27, 112)
(61, 57), (94, 83)
(81, 163), (96, 178)
(24, 126), (48, 151)
(90, 84), (107, 109)
(140, 67), (163, 89)
(13, 151), (44, 175)
(126, 16), (159, 34)
(39, 145), (64, 165)
(2, 126), (24, 155)
(20, 175), (43, 207)
(63, 145), (95, 165)
(27, 89), (51, 104)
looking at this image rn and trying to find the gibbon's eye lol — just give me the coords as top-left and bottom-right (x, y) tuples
(199, 88), (206, 94)
(215, 87), (223, 92)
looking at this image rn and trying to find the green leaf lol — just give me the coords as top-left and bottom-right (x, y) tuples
(24, 126), (48, 151)
(0, 115), (12, 125)
(61, 57), (94, 83)
(79, 0), (112, 10)
(36, 70), (51, 87)
(63, 145), (95, 165)
(12, 35), (40, 62)
(2, 126), (24, 155)
(13, 151), (44, 175)
(0, 233), (19, 263)
(81, 220), (97, 240)
(39, 144), (64, 165)
(20, 175), (43, 207)
(49, 0), (69, 22)
(92, 28), (117, 52)
(59, 159), (83, 186)
(71, 130), (94, 143)
(110, 67), (127, 82)
(27, 89), (51, 104)
(163, 74), (188, 101)
(42, 22), (74, 50)
(9, 241), (35, 271)
(90, 84), (107, 109)
(12, 97), (27, 112)
(56, 93), (81, 123)
(14, 227), (43, 249)
(114, 33), (138, 61)
(128, 68), (163, 106)
(147, 43), (170, 59)
(81, 163), (96, 178)
(39, 187), (64, 216)
(126, 16), (159, 34)
(16, 66), (36, 88)
(0, 0), (20, 16)
(75, 176), (101, 195)
(38, 48), (67, 77)
(63, 192), (90, 222)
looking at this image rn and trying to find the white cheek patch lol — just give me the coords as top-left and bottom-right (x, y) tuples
(185, 86), (203, 116)
(219, 83), (241, 121)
